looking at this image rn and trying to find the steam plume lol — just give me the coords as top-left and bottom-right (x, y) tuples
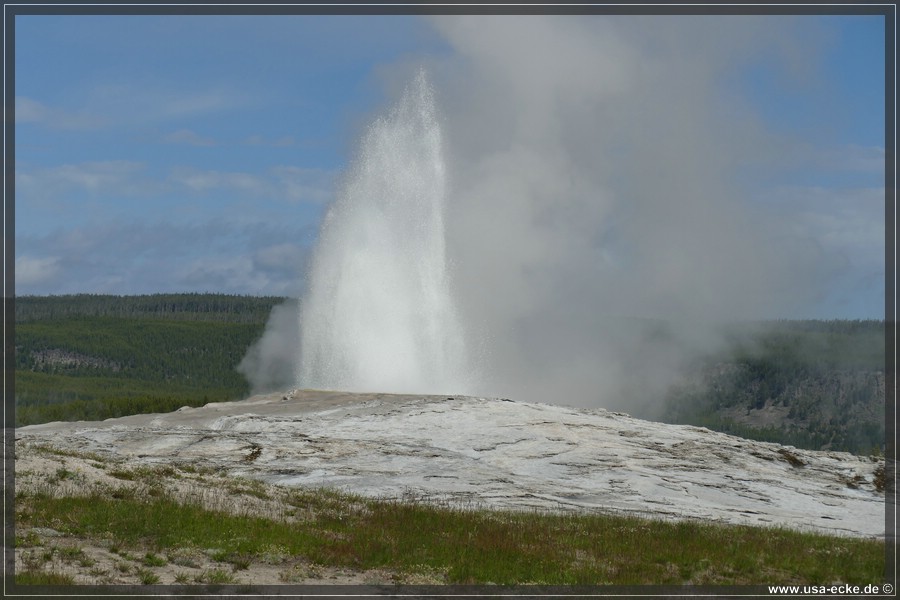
(243, 16), (846, 417)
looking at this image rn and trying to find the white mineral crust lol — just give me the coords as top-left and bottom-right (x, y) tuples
(17, 390), (884, 538)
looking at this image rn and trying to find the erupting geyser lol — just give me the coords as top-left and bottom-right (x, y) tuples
(297, 70), (470, 394)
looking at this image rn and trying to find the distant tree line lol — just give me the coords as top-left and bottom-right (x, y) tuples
(15, 293), (288, 324)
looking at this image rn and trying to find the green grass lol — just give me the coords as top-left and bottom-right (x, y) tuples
(142, 552), (167, 567)
(15, 370), (238, 426)
(134, 567), (161, 585)
(16, 484), (883, 586)
(195, 568), (237, 584)
(15, 569), (76, 585)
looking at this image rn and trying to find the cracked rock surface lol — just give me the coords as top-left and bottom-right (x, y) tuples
(17, 389), (884, 538)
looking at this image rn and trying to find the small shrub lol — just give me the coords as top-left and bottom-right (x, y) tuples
(143, 552), (167, 567)
(52, 467), (78, 483)
(173, 571), (191, 584)
(20, 549), (49, 571)
(167, 546), (202, 568)
(58, 546), (86, 563)
(135, 567), (160, 585)
(259, 544), (290, 565)
(78, 555), (96, 568)
(228, 553), (252, 571)
(206, 548), (229, 562)
(15, 531), (42, 548)
(110, 487), (135, 500)
(116, 550), (136, 561)
(195, 568), (236, 584)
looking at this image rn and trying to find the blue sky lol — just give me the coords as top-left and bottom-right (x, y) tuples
(13, 13), (887, 320)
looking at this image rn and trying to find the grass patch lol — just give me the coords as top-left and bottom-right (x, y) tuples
(57, 545), (95, 567)
(15, 484), (883, 585)
(173, 571), (192, 584)
(226, 478), (271, 500)
(30, 444), (108, 463)
(15, 530), (42, 548)
(115, 561), (131, 574)
(135, 567), (160, 585)
(53, 467), (79, 482)
(16, 569), (76, 585)
(142, 552), (167, 567)
(195, 568), (236, 584)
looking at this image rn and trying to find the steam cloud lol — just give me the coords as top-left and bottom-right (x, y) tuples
(238, 299), (300, 394)
(242, 16), (845, 416)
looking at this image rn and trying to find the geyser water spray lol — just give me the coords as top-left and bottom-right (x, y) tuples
(297, 70), (470, 394)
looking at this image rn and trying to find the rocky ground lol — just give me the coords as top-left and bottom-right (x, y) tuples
(14, 389), (885, 585)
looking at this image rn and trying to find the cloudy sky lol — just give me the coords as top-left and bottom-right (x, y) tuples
(14, 12), (886, 323)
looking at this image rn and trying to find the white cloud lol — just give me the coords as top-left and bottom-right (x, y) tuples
(253, 242), (306, 271)
(769, 185), (884, 269)
(763, 139), (887, 175)
(17, 160), (334, 211)
(834, 144), (885, 174)
(168, 166), (334, 204)
(271, 166), (334, 204)
(170, 168), (263, 194)
(15, 218), (311, 297)
(15, 255), (61, 287)
(17, 82), (253, 132)
(245, 134), (295, 147)
(84, 82), (251, 124)
(162, 129), (216, 146)
(173, 250), (304, 297)
(15, 96), (106, 130)
(176, 255), (267, 292)
(16, 160), (156, 199)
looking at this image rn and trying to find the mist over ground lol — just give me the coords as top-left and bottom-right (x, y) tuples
(241, 16), (880, 417)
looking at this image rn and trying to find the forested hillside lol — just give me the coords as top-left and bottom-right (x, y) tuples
(13, 294), (287, 426)
(662, 320), (885, 455)
(12, 296), (886, 456)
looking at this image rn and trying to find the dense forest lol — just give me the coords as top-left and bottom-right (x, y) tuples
(11, 295), (887, 455)
(13, 294), (286, 426)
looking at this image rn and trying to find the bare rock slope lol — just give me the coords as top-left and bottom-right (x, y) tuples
(17, 390), (884, 538)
